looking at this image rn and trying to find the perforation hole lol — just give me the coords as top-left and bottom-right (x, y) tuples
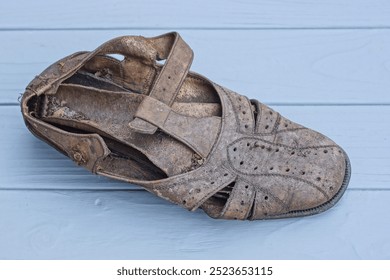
(264, 196), (269, 200)
(242, 111), (246, 115)
(247, 143), (250, 147)
(254, 166), (258, 170)
(211, 181), (215, 185)
(270, 167), (274, 170)
(233, 147), (237, 152)
(224, 173), (228, 177)
(324, 150), (328, 154)
(240, 161), (244, 165)
(245, 185), (249, 189)
(286, 168), (290, 172)
(265, 125), (269, 129)
(291, 151), (295, 155)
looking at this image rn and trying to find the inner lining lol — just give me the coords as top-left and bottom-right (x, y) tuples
(27, 54), (223, 182)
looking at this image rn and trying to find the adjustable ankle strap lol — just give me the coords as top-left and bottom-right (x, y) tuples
(134, 95), (220, 158)
(117, 32), (193, 134)
(93, 33), (221, 157)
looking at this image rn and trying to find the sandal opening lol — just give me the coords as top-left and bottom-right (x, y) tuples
(44, 121), (167, 181)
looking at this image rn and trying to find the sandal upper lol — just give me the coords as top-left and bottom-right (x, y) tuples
(21, 32), (350, 220)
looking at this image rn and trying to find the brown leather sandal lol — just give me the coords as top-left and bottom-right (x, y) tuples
(21, 32), (351, 220)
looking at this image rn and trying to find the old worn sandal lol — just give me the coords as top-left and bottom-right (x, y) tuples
(21, 32), (351, 220)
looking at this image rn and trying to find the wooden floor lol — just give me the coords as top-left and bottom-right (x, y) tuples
(1, 0), (389, 259)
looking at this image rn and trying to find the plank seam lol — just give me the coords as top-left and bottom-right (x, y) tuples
(2, 26), (390, 31)
(0, 188), (388, 192)
(4, 103), (390, 107)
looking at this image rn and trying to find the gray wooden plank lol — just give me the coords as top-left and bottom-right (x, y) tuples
(2, 30), (390, 104)
(1, 105), (389, 190)
(0, 105), (131, 190)
(1, 0), (390, 29)
(0, 189), (389, 259)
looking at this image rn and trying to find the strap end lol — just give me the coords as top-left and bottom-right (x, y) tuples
(128, 117), (157, 134)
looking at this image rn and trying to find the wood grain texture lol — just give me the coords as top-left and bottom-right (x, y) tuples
(1, 0), (390, 29)
(0, 189), (389, 259)
(2, 30), (390, 104)
(1, 105), (389, 190)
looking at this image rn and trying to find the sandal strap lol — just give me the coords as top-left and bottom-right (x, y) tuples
(127, 32), (194, 134)
(220, 181), (256, 220)
(94, 33), (217, 157)
(134, 96), (220, 157)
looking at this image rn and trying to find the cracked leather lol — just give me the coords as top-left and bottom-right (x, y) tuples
(21, 32), (351, 220)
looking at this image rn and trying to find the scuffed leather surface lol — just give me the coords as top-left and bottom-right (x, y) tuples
(21, 32), (350, 220)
